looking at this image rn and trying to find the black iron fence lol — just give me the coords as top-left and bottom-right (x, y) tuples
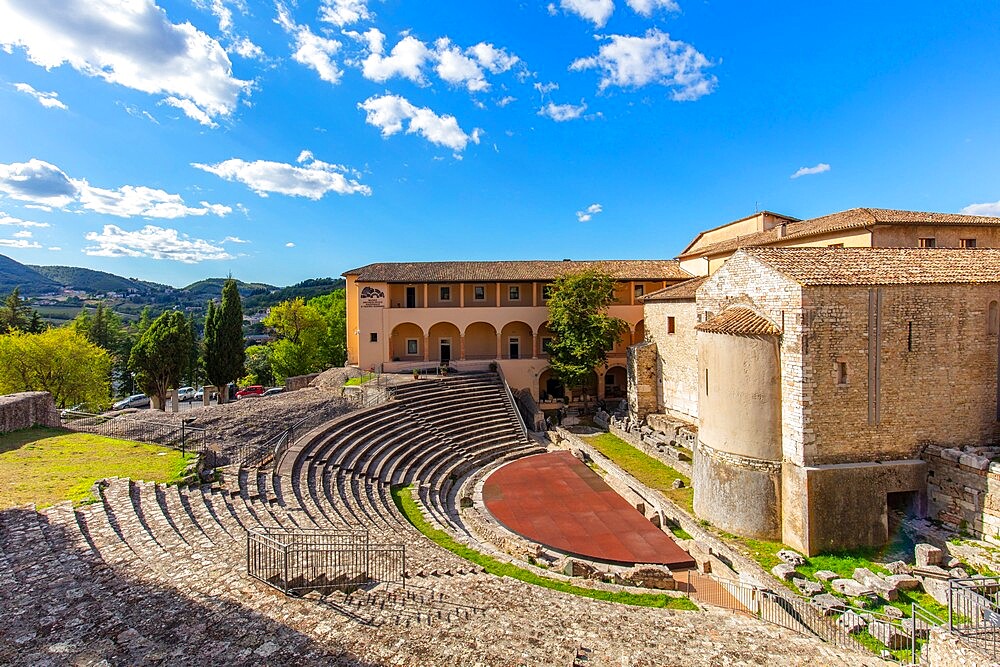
(948, 576), (1000, 660)
(62, 410), (211, 458)
(247, 528), (405, 595)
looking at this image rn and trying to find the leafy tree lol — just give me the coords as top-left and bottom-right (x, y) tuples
(0, 328), (112, 409)
(270, 338), (312, 383)
(73, 302), (132, 395)
(203, 278), (245, 402)
(0, 287), (34, 334)
(129, 311), (193, 410)
(308, 289), (348, 368)
(546, 270), (629, 390)
(242, 344), (275, 386)
(264, 297), (325, 346)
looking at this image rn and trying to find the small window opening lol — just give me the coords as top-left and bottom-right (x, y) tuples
(369, 332), (378, 343)
(907, 321), (913, 352)
(667, 316), (676, 334)
(836, 361), (848, 385)
(509, 285), (520, 301)
(634, 284), (644, 298)
(704, 368), (709, 396)
(473, 285), (486, 300)
(827, 243), (845, 249)
(439, 286), (451, 301)
(989, 300), (999, 336)
(406, 339), (418, 355)
(960, 238), (977, 249)
(918, 237), (936, 248)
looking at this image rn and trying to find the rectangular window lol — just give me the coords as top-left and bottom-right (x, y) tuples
(634, 284), (644, 298)
(406, 339), (418, 355)
(439, 286), (451, 301)
(908, 321), (913, 352)
(369, 332), (378, 343)
(509, 285), (520, 301)
(960, 238), (977, 248)
(704, 368), (709, 396)
(667, 316), (676, 334)
(827, 243), (845, 249)
(836, 361), (848, 385)
(474, 285), (486, 300)
(918, 237), (936, 248)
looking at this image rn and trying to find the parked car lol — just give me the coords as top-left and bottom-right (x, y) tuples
(113, 394), (150, 410)
(236, 385), (265, 399)
(177, 386), (196, 402)
(60, 404), (83, 418)
(262, 387), (284, 397)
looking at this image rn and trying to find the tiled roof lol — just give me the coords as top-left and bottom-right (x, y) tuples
(640, 276), (708, 302)
(695, 306), (781, 336)
(743, 247), (1000, 285)
(343, 260), (691, 282)
(678, 208), (1000, 258)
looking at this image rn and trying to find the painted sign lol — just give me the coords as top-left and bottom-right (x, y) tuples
(360, 286), (385, 308)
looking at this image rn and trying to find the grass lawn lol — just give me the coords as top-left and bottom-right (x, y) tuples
(344, 372), (376, 387)
(390, 485), (697, 610)
(584, 432), (694, 513)
(0, 427), (195, 509)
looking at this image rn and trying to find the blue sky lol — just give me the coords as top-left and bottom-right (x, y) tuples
(1, 1), (998, 287)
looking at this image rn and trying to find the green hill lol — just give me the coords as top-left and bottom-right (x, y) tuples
(31, 265), (170, 295)
(0, 254), (62, 296)
(181, 278), (276, 298)
(244, 277), (345, 310)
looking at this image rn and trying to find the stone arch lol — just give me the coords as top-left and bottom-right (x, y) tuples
(500, 321), (533, 359)
(538, 367), (563, 401)
(464, 322), (498, 360)
(537, 321), (555, 357)
(390, 322), (424, 361)
(633, 319), (646, 345)
(428, 322), (461, 362)
(604, 365), (627, 399)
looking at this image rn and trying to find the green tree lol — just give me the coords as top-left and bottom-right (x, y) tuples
(0, 327), (112, 409)
(129, 311), (193, 410)
(203, 279), (245, 402)
(0, 287), (33, 333)
(270, 338), (313, 383)
(73, 302), (131, 395)
(264, 297), (325, 346)
(242, 344), (275, 386)
(308, 289), (348, 368)
(546, 271), (629, 390)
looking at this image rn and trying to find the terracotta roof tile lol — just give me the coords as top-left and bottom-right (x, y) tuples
(678, 208), (1000, 258)
(640, 276), (708, 302)
(695, 306), (781, 336)
(343, 260), (691, 283)
(742, 247), (1000, 285)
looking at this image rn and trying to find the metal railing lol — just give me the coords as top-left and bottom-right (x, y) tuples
(948, 576), (1000, 660)
(494, 364), (530, 441)
(233, 414), (315, 469)
(62, 410), (209, 457)
(247, 528), (405, 595)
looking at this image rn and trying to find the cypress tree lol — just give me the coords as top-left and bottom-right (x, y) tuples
(203, 279), (245, 402)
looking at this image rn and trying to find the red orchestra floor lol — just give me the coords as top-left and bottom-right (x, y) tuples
(482, 450), (696, 569)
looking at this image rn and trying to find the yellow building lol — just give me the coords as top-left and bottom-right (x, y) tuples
(678, 208), (1000, 276)
(342, 260), (690, 400)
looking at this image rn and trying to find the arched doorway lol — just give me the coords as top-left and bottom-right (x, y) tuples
(604, 366), (627, 399)
(538, 368), (564, 402)
(500, 321), (532, 360)
(428, 322), (461, 363)
(465, 322), (498, 360)
(633, 320), (645, 345)
(390, 323), (424, 361)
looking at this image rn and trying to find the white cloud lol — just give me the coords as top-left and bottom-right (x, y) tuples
(0, 238), (41, 249)
(320, 0), (372, 27)
(434, 38), (488, 92)
(119, 102), (160, 124)
(192, 152), (371, 199)
(0, 212), (50, 228)
(47, 246), (61, 251)
(163, 96), (218, 128)
(570, 29), (717, 101)
(194, 0), (235, 33)
(468, 42), (519, 74)
(790, 163), (831, 179)
(0, 158), (230, 218)
(84, 224), (233, 263)
(222, 235), (249, 243)
(13, 82), (67, 110)
(625, 0), (680, 16)
(534, 81), (559, 95)
(285, 241), (295, 247)
(12, 230), (32, 238)
(276, 4), (343, 84)
(0, 0), (249, 126)
(356, 29), (431, 84)
(497, 95), (517, 107)
(576, 203), (603, 222)
(961, 201), (1000, 217)
(540, 101), (588, 122)
(559, 0), (614, 27)
(231, 37), (265, 61)
(358, 94), (481, 152)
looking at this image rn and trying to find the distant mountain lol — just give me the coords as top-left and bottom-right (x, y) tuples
(244, 277), (345, 310)
(0, 254), (62, 295)
(31, 265), (170, 295)
(181, 278), (277, 298)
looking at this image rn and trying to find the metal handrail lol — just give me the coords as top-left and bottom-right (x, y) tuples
(494, 364), (530, 441)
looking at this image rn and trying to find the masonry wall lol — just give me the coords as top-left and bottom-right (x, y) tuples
(0, 392), (60, 434)
(874, 224), (1000, 249)
(924, 444), (1000, 543)
(801, 283), (1000, 465)
(626, 341), (658, 421)
(642, 299), (699, 422)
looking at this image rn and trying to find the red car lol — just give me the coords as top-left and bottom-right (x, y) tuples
(236, 385), (265, 399)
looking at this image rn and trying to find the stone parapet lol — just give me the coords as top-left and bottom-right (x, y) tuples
(605, 415), (693, 477)
(924, 444), (1000, 544)
(0, 391), (60, 435)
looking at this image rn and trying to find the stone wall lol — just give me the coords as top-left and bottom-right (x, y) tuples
(801, 283), (1000, 465)
(285, 373), (321, 392)
(626, 341), (658, 421)
(0, 392), (60, 434)
(605, 416), (693, 477)
(925, 627), (998, 667)
(641, 299), (699, 422)
(924, 444), (1000, 543)
(693, 441), (782, 540)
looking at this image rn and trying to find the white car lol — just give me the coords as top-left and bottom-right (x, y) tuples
(177, 386), (196, 402)
(113, 394), (150, 410)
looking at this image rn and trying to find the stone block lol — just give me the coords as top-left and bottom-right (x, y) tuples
(811, 594), (846, 616)
(793, 578), (824, 597)
(921, 577), (952, 606)
(870, 621), (908, 649)
(914, 543), (943, 567)
(831, 579), (873, 598)
(913, 565), (950, 579)
(885, 561), (910, 575)
(814, 569), (838, 582)
(771, 563), (797, 581)
(853, 568), (899, 601)
(959, 453), (991, 471)
(837, 611), (867, 634)
(900, 618), (929, 640)
(883, 605), (904, 620)
(941, 449), (963, 463)
(950, 567), (969, 579)
(622, 565), (675, 590)
(946, 557), (962, 569)
(884, 574), (921, 591)
(777, 549), (806, 567)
